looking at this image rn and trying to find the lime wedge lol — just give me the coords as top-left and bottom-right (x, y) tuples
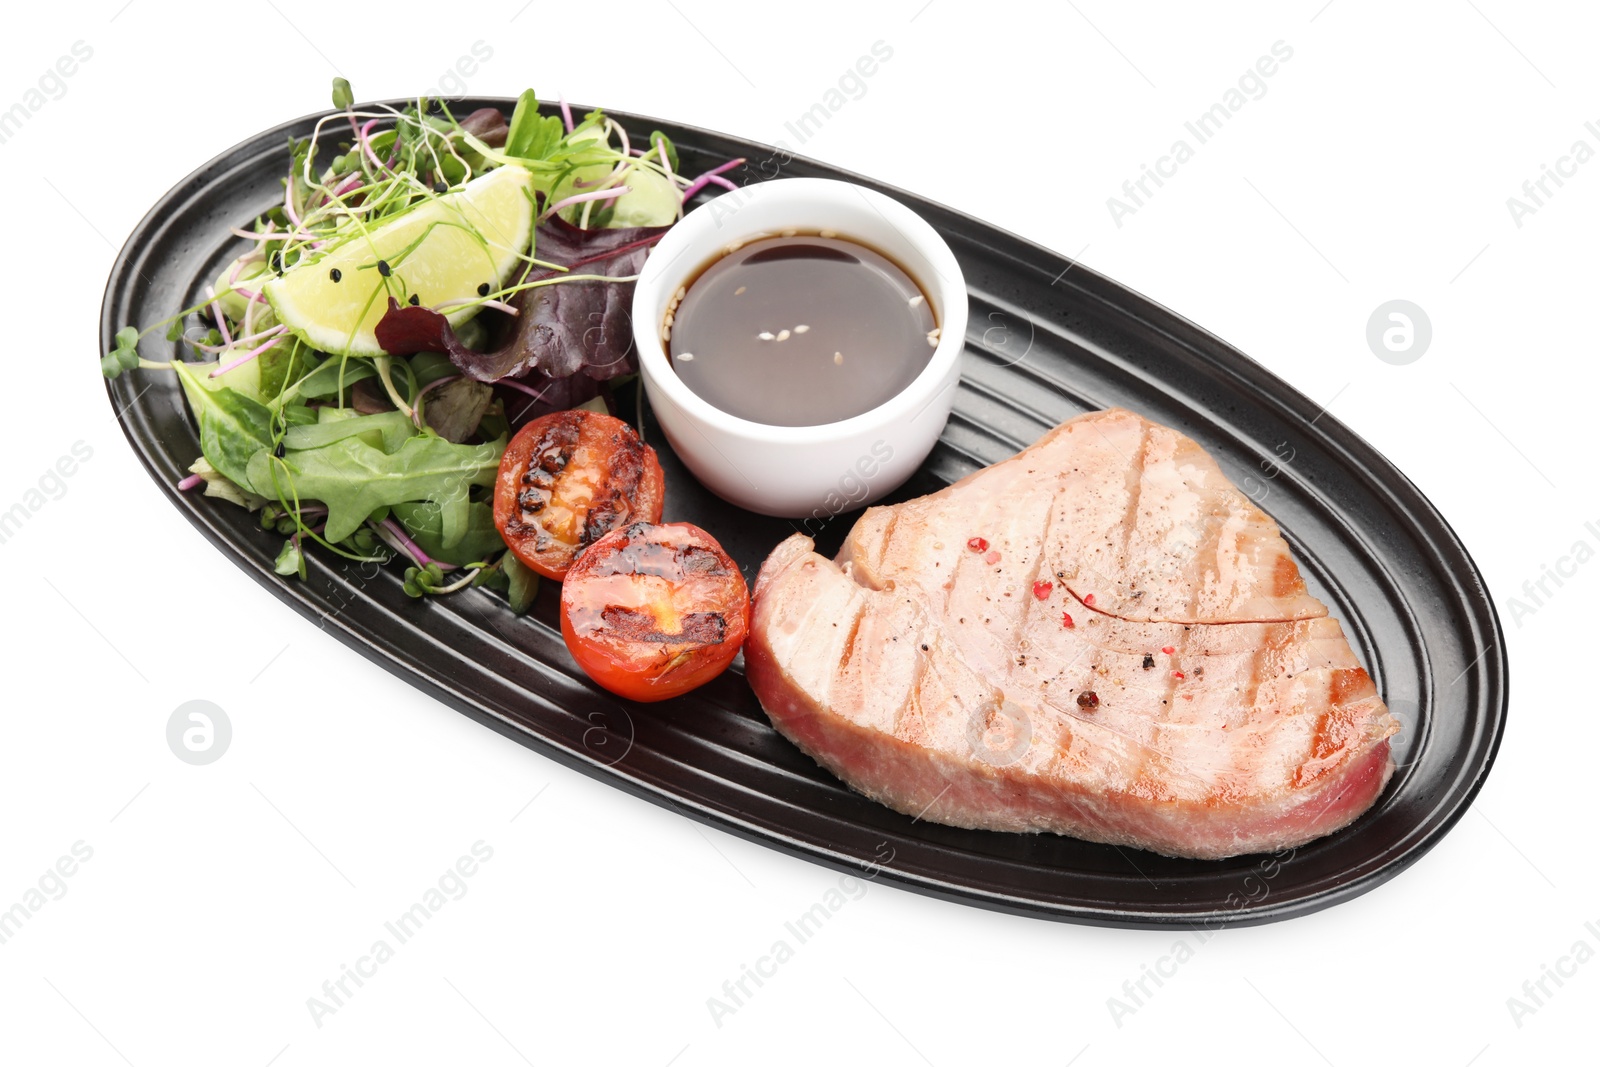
(264, 165), (535, 357)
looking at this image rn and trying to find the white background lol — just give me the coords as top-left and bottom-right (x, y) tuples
(2, 2), (1595, 1064)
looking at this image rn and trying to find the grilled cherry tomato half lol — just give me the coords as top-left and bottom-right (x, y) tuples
(493, 410), (666, 580)
(559, 522), (750, 702)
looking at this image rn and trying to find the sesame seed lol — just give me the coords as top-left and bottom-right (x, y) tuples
(776, 329), (791, 342)
(675, 286), (686, 302)
(820, 228), (836, 238)
(661, 325), (671, 341)
(734, 286), (746, 295)
(927, 335), (939, 347)
(781, 228), (796, 237)
(794, 324), (810, 333)
(679, 352), (695, 362)
(758, 331), (775, 341)
(833, 351), (843, 365)
(908, 294), (924, 308)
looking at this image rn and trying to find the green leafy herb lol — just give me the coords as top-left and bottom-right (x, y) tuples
(502, 552), (540, 614)
(296, 356), (378, 399)
(247, 433), (502, 542)
(282, 409), (415, 454)
(275, 538), (307, 579)
(391, 500), (504, 566)
(505, 89), (566, 162)
(173, 361), (275, 486)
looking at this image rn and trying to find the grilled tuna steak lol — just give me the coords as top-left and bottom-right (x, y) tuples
(745, 409), (1399, 860)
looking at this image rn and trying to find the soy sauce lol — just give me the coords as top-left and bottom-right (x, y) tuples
(666, 235), (936, 427)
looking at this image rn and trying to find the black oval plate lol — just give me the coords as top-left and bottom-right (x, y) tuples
(102, 98), (1506, 928)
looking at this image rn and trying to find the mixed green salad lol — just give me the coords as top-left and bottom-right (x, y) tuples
(104, 79), (742, 609)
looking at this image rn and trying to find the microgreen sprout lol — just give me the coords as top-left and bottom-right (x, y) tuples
(103, 76), (744, 611)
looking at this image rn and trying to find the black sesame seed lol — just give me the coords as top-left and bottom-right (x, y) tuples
(1142, 654), (1155, 670)
(273, 441), (286, 459)
(433, 181), (448, 194)
(270, 251), (283, 274)
(329, 267), (342, 283)
(477, 282), (491, 297)
(408, 293), (419, 306)
(377, 259), (391, 277)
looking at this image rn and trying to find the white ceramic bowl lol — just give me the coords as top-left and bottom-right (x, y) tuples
(633, 177), (967, 521)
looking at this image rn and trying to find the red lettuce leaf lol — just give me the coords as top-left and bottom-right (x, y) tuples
(374, 216), (670, 384)
(458, 107), (508, 148)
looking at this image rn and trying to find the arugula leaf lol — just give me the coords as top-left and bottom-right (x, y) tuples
(173, 361), (274, 486)
(298, 355), (378, 399)
(283, 409), (414, 454)
(246, 433), (502, 542)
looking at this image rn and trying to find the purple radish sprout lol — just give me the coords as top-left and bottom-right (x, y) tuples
(204, 286), (233, 345)
(559, 94), (574, 132)
(376, 518), (457, 572)
(316, 173), (365, 208)
(195, 325), (284, 354)
(681, 158), (746, 201)
(229, 224), (280, 242)
(284, 176), (303, 230)
(209, 328), (287, 378)
(705, 174), (738, 192)
(541, 185), (630, 220)
(358, 119), (389, 172)
(227, 254), (260, 286)
(218, 327), (287, 348)
(411, 374), (463, 428)
(177, 473), (204, 491)
(431, 297), (519, 316)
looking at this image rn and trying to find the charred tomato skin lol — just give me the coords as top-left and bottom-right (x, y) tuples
(493, 410), (665, 581)
(559, 522), (750, 703)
